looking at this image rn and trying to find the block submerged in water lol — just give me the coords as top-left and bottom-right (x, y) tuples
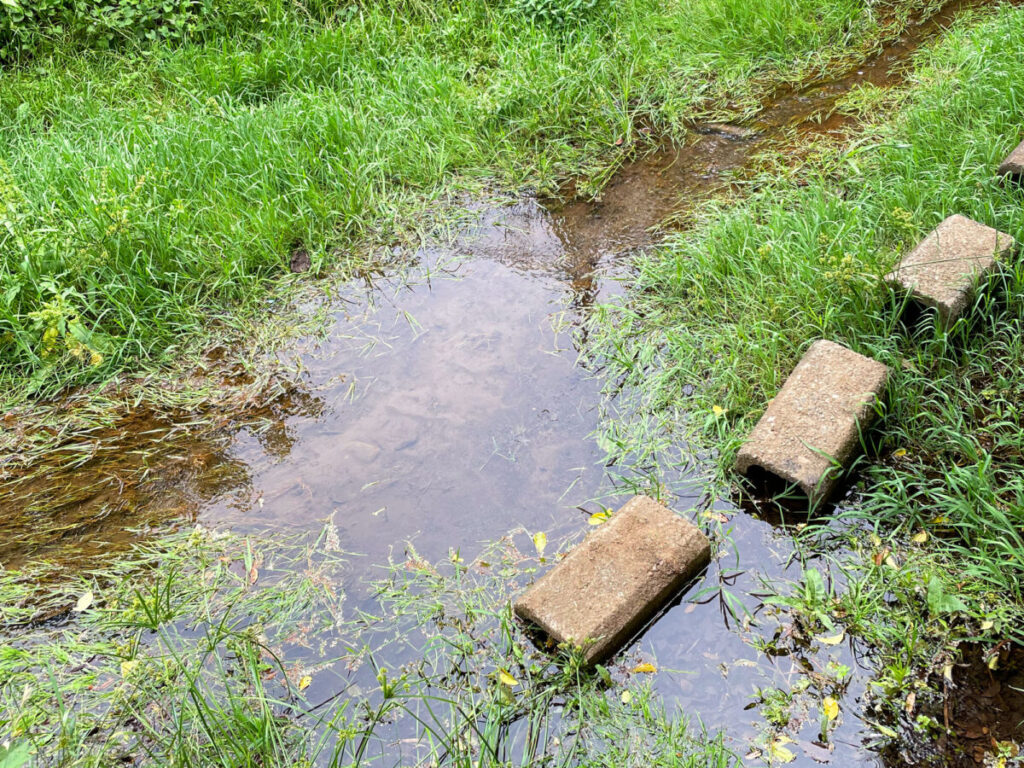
(998, 139), (1024, 184)
(513, 496), (710, 665)
(886, 214), (1016, 326)
(734, 340), (888, 507)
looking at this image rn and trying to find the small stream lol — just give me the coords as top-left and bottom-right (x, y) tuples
(0, 2), (1006, 764)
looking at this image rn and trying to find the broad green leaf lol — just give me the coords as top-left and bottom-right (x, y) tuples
(926, 576), (967, 616)
(0, 742), (30, 768)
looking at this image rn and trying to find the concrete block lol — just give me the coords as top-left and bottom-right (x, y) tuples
(886, 214), (1015, 326)
(998, 139), (1024, 184)
(513, 496), (709, 665)
(734, 340), (888, 507)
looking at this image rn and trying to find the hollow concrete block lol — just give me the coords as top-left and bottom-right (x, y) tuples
(998, 139), (1024, 184)
(513, 495), (709, 665)
(886, 214), (1016, 326)
(734, 340), (888, 507)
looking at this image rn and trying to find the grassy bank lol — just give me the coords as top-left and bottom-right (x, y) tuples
(0, 0), (941, 401)
(589, 0), (1024, 750)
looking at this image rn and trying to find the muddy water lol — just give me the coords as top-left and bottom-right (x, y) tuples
(0, 0), (1008, 764)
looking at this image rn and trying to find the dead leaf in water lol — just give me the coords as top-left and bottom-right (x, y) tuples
(632, 663), (657, 674)
(533, 532), (547, 557)
(702, 511), (729, 523)
(816, 630), (845, 646)
(800, 740), (833, 763)
(769, 736), (797, 764)
(298, 675), (312, 691)
(74, 591), (94, 612)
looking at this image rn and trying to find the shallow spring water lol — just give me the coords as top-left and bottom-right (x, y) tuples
(2, 1), (1012, 764)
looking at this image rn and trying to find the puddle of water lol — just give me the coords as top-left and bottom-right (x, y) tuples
(1, 0), (1012, 764)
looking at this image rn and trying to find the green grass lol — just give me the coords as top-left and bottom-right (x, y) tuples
(0, 0), (941, 401)
(587, 0), (1024, 745)
(0, 526), (736, 767)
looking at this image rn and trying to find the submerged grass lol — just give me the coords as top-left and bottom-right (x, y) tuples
(0, 0), (942, 401)
(0, 525), (735, 766)
(588, 0), (1024, 750)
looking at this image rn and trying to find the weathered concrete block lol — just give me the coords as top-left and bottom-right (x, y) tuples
(998, 139), (1024, 184)
(886, 214), (1016, 326)
(513, 496), (709, 665)
(734, 340), (888, 507)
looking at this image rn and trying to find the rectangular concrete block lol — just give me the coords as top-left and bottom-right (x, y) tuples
(886, 214), (1016, 326)
(513, 496), (709, 665)
(734, 340), (888, 507)
(998, 139), (1024, 184)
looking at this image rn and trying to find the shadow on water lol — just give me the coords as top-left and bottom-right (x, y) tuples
(0, 0), (1016, 764)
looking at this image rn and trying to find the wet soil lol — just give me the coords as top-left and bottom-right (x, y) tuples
(1, 0), (1018, 764)
(882, 643), (1024, 766)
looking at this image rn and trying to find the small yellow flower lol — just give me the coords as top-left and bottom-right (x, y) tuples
(712, 405), (726, 418)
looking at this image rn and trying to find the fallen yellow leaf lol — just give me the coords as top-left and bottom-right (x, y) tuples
(298, 675), (312, 691)
(816, 630), (845, 646)
(912, 531), (928, 544)
(75, 591), (94, 613)
(768, 739), (796, 764)
(533, 532), (547, 557)
(712, 405), (727, 417)
(823, 696), (839, 721)
(893, 448), (908, 458)
(621, 690), (633, 704)
(631, 663), (657, 674)
(588, 511), (612, 526)
(498, 670), (519, 687)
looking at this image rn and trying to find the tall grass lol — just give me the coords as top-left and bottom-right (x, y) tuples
(0, 0), (931, 398)
(588, 0), (1024, 675)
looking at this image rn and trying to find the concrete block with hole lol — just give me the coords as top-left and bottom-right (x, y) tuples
(513, 495), (709, 665)
(886, 214), (1016, 326)
(998, 139), (1024, 185)
(734, 340), (888, 507)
